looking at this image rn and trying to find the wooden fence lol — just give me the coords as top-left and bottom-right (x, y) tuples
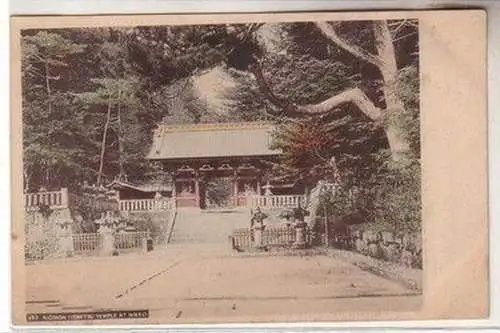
(70, 232), (148, 255)
(73, 233), (102, 255)
(114, 231), (147, 251)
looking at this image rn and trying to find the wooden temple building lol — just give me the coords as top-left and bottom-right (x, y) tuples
(144, 122), (302, 209)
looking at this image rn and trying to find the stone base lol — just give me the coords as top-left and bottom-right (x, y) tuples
(292, 242), (307, 249)
(249, 245), (269, 253)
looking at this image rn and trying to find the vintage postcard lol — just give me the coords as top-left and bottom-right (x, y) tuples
(11, 10), (487, 325)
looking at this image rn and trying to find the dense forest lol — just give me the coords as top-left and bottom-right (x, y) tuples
(21, 19), (420, 235)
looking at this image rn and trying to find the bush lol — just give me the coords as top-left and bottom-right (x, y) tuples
(25, 238), (59, 261)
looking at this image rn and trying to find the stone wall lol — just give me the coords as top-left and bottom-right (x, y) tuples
(333, 226), (422, 269)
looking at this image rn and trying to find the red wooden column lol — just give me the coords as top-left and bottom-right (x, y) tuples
(194, 170), (200, 208)
(170, 171), (177, 202)
(233, 169), (238, 207)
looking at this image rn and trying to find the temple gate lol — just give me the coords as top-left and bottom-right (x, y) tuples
(146, 122), (293, 209)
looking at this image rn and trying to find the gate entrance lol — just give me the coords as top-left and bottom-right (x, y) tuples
(200, 177), (234, 209)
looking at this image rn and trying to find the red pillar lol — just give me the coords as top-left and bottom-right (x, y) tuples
(233, 170), (238, 207)
(171, 172), (177, 200)
(194, 171), (200, 208)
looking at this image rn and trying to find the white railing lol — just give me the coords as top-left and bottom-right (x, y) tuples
(24, 188), (69, 209)
(119, 198), (174, 212)
(249, 195), (306, 210)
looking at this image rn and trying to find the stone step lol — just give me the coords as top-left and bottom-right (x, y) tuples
(168, 209), (250, 245)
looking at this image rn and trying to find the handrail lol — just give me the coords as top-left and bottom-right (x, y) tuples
(166, 208), (178, 244)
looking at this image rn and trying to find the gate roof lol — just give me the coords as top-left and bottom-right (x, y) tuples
(147, 122), (280, 160)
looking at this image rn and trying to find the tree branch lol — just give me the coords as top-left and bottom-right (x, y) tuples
(389, 19), (407, 38)
(314, 22), (383, 69)
(392, 31), (418, 43)
(248, 60), (381, 121)
(299, 88), (382, 121)
(248, 61), (298, 116)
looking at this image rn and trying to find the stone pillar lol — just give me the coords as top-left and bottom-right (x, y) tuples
(60, 187), (69, 207)
(142, 230), (151, 253)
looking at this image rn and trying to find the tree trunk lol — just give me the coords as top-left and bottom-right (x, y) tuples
(44, 59), (52, 116)
(24, 168), (32, 193)
(44, 59), (52, 186)
(97, 97), (113, 186)
(117, 89), (125, 180)
(373, 21), (410, 159)
(313, 20), (411, 161)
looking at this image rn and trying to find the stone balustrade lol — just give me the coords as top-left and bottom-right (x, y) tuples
(119, 198), (175, 212)
(24, 188), (69, 209)
(248, 195), (306, 210)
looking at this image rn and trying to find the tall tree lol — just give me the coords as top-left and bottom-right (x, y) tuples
(22, 31), (86, 119)
(22, 31), (86, 191)
(241, 20), (419, 164)
(75, 77), (141, 185)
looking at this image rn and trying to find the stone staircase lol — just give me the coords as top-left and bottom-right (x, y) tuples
(168, 208), (251, 245)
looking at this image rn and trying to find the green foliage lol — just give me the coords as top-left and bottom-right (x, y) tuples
(127, 212), (170, 244)
(319, 155), (421, 242)
(371, 161), (421, 235)
(269, 115), (385, 187)
(22, 31), (89, 191)
(69, 201), (102, 234)
(24, 238), (59, 261)
(21, 21), (420, 201)
(205, 178), (233, 208)
(128, 213), (154, 232)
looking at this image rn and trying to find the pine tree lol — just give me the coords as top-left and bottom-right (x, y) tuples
(22, 31), (86, 191)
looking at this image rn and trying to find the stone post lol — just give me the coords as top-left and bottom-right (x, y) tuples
(293, 221), (308, 249)
(142, 231), (148, 252)
(102, 229), (114, 256)
(142, 230), (152, 253)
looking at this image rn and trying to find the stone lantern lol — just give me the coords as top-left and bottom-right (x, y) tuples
(263, 182), (273, 196)
(96, 212), (115, 256)
(250, 206), (268, 250)
(292, 203), (310, 249)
